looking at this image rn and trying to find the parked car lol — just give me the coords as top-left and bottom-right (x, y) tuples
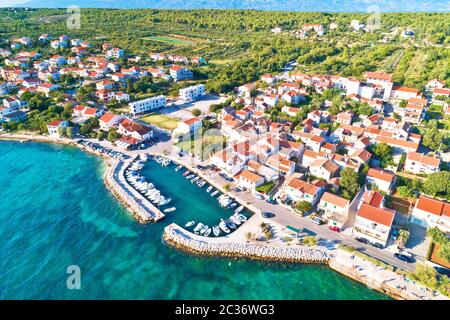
(355, 237), (368, 244)
(253, 192), (265, 200)
(236, 186), (246, 192)
(394, 252), (414, 263)
(434, 266), (450, 276)
(371, 242), (384, 249)
(219, 173), (234, 182)
(310, 217), (325, 225)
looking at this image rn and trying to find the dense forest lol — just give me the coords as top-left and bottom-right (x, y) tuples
(0, 8), (449, 92)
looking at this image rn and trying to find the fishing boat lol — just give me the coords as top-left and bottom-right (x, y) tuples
(212, 226), (220, 236)
(164, 207), (176, 213)
(235, 206), (244, 214)
(219, 220), (230, 233)
(203, 228), (212, 237)
(210, 190), (219, 197)
(206, 186), (213, 193)
(185, 221), (195, 228)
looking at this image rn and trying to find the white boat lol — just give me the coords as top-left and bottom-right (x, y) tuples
(185, 221), (195, 228)
(158, 198), (172, 206)
(212, 226), (220, 236)
(235, 206), (244, 214)
(237, 214), (247, 222)
(219, 220), (230, 233)
(191, 176), (199, 183)
(203, 228), (212, 237)
(198, 181), (206, 187)
(194, 223), (204, 233)
(225, 219), (237, 229)
(186, 174), (195, 179)
(199, 225), (209, 235)
(229, 215), (241, 226)
(210, 190), (219, 197)
(175, 165), (183, 171)
(164, 207), (176, 213)
(206, 186), (213, 193)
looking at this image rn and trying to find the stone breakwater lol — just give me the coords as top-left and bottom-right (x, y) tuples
(104, 158), (165, 224)
(163, 224), (329, 264)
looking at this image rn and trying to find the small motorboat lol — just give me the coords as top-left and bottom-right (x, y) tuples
(225, 219), (237, 230)
(185, 220), (195, 228)
(158, 198), (172, 206)
(210, 190), (219, 197)
(203, 228), (212, 237)
(182, 171), (190, 177)
(164, 207), (176, 213)
(175, 165), (183, 171)
(186, 174), (195, 179)
(199, 225), (209, 235)
(212, 226), (220, 237)
(219, 220), (230, 234)
(237, 214), (247, 222)
(235, 206), (244, 214)
(206, 186), (213, 193)
(194, 223), (204, 233)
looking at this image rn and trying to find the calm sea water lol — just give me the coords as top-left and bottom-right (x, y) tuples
(0, 141), (388, 300)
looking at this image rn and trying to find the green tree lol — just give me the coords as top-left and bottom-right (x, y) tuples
(296, 201), (312, 213)
(372, 142), (394, 168)
(340, 167), (360, 200)
(423, 172), (450, 198)
(191, 108), (201, 117)
(107, 128), (121, 142)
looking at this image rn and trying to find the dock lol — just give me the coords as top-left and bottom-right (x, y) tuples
(104, 156), (165, 223)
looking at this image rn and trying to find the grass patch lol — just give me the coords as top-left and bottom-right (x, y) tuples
(338, 244), (395, 272)
(256, 181), (276, 194)
(139, 114), (179, 131)
(176, 134), (225, 160)
(142, 36), (194, 45)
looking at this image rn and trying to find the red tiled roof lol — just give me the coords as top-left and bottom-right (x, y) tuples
(357, 203), (395, 227)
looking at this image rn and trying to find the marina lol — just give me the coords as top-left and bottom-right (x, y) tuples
(135, 155), (253, 237)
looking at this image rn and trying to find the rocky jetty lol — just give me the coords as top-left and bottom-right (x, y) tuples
(163, 224), (329, 264)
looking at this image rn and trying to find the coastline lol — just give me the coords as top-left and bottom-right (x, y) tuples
(0, 132), (446, 300)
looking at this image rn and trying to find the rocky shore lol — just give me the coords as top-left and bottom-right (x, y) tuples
(163, 223), (329, 264)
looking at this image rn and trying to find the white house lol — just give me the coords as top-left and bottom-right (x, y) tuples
(405, 152), (440, 175)
(117, 119), (153, 141)
(410, 196), (450, 232)
(318, 192), (350, 231)
(47, 120), (69, 137)
(352, 203), (395, 247)
(98, 112), (124, 131)
(285, 178), (324, 206)
(309, 159), (339, 181)
(366, 168), (396, 193)
(211, 149), (246, 176)
(173, 117), (202, 136)
(128, 96), (166, 116)
(238, 170), (265, 191)
(179, 84), (205, 101)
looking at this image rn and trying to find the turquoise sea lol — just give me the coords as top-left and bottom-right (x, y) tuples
(0, 141), (389, 299)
